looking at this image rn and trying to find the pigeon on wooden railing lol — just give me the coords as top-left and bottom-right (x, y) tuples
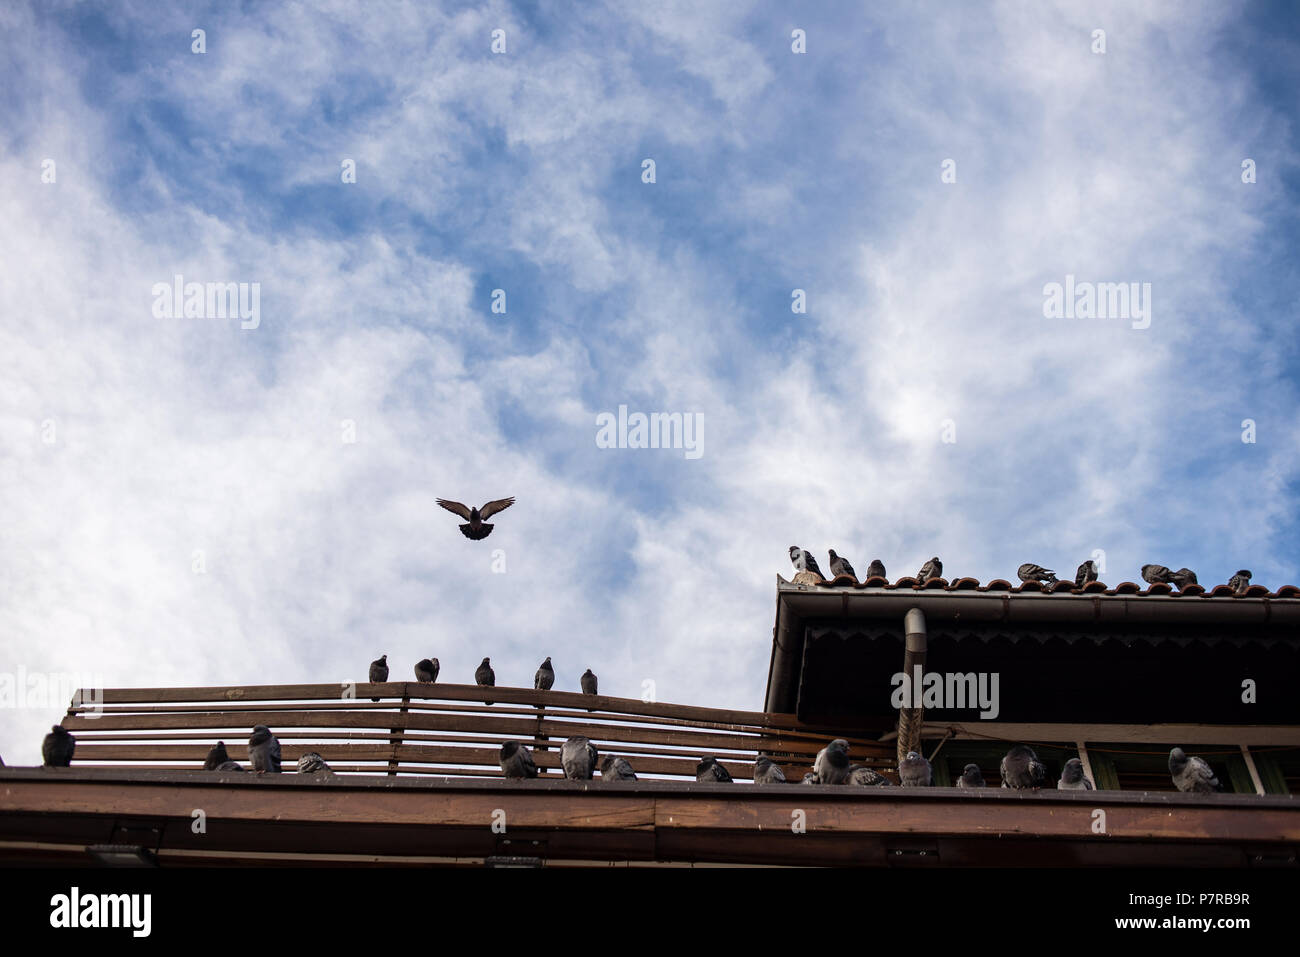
(204, 741), (230, 770)
(1141, 564), (1174, 585)
(847, 765), (891, 786)
(600, 755), (637, 781)
(788, 546), (825, 583)
(827, 549), (857, 580)
(414, 658), (440, 683)
(215, 760), (244, 772)
(1058, 758), (1093, 790)
(1000, 745), (1045, 789)
(297, 752), (334, 776)
(580, 669), (598, 711)
(865, 558), (887, 580)
(1017, 563), (1057, 584)
(436, 496), (515, 540)
(534, 657), (555, 691)
(696, 757), (733, 783)
(916, 557), (942, 583)
(561, 736), (598, 780)
(1170, 568), (1198, 590)
(1169, 748), (1222, 793)
(248, 726), (281, 773)
(813, 739), (852, 785)
(800, 772), (816, 785)
(753, 756), (787, 785)
(499, 741), (537, 779)
(475, 657), (495, 705)
(1228, 570), (1252, 596)
(899, 751), (932, 787)
(42, 725), (75, 767)
(1075, 560), (1098, 587)
(957, 763), (986, 788)
(368, 655), (388, 701)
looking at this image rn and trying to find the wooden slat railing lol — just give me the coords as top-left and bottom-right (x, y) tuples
(61, 683), (895, 782)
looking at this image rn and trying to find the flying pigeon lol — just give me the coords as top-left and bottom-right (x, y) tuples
(1170, 567), (1198, 590)
(475, 657), (495, 704)
(1228, 569), (1252, 596)
(499, 740), (538, 779)
(42, 725), (75, 767)
(436, 496), (515, 540)
(788, 546), (825, 582)
(1075, 560), (1098, 587)
(368, 654), (388, 701)
(1017, 563), (1058, 584)
(847, 765), (892, 786)
(534, 657), (555, 691)
(753, 756), (788, 785)
(248, 725), (282, 773)
(696, 757), (733, 783)
(827, 549), (857, 580)
(1141, 564), (1174, 585)
(599, 755), (637, 781)
(561, 736), (598, 780)
(813, 739), (852, 785)
(957, 763), (986, 788)
(414, 657), (440, 683)
(899, 751), (932, 787)
(917, 557), (942, 582)
(1169, 747), (1222, 793)
(297, 752), (334, 775)
(1000, 745), (1046, 789)
(801, 772), (817, 785)
(215, 760), (244, 772)
(204, 741), (230, 770)
(866, 559), (887, 580)
(1058, 758), (1093, 790)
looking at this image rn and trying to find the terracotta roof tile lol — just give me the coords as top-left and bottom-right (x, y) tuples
(778, 573), (1298, 599)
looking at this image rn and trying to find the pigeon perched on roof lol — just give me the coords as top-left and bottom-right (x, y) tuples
(957, 763), (986, 788)
(696, 757), (733, 783)
(297, 752), (334, 776)
(436, 496), (515, 540)
(1170, 568), (1198, 590)
(1075, 560), (1098, 587)
(42, 725), (75, 767)
(248, 725), (282, 773)
(599, 755), (637, 781)
(788, 546), (825, 583)
(753, 756), (788, 785)
(499, 740), (538, 778)
(1169, 747), (1222, 793)
(204, 741), (230, 770)
(917, 557), (942, 582)
(1000, 745), (1046, 789)
(534, 657), (555, 691)
(899, 751), (932, 787)
(801, 772), (817, 785)
(368, 654), (388, 702)
(1141, 564), (1174, 585)
(827, 549), (857, 580)
(561, 736), (598, 780)
(475, 657), (495, 704)
(1058, 758), (1093, 790)
(215, 760), (244, 772)
(415, 658), (440, 683)
(847, 765), (892, 786)
(813, 739), (852, 785)
(866, 559), (887, 580)
(579, 668), (598, 711)
(1228, 570), (1252, 596)
(1017, 563), (1058, 584)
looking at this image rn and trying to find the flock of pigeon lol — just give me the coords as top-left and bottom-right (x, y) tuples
(789, 547), (1255, 594)
(366, 653), (599, 703)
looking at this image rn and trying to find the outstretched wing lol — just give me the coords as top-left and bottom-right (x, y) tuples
(436, 498), (473, 520)
(478, 496), (515, 520)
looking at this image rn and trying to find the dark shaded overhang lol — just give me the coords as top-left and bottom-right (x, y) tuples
(765, 578), (1300, 726)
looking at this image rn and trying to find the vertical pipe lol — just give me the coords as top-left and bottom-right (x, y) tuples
(897, 607), (927, 766)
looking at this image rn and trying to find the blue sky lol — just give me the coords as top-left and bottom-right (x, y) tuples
(1, 0), (1298, 762)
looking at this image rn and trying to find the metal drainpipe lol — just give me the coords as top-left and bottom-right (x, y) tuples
(897, 607), (927, 766)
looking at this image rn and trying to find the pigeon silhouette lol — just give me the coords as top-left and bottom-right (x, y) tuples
(899, 751), (932, 787)
(1000, 745), (1046, 789)
(1075, 560), (1098, 587)
(561, 736), (599, 780)
(957, 763), (986, 788)
(827, 549), (857, 580)
(1017, 563), (1057, 584)
(917, 557), (942, 582)
(415, 657), (440, 683)
(436, 497), (515, 540)
(599, 755), (637, 781)
(1170, 567), (1198, 590)
(534, 657), (555, 691)
(813, 739), (852, 785)
(696, 757), (733, 783)
(1141, 564), (1174, 585)
(475, 657), (495, 705)
(368, 654), (388, 701)
(248, 725), (282, 773)
(42, 725), (75, 767)
(1058, 758), (1093, 790)
(204, 741), (230, 770)
(1169, 747), (1222, 793)
(499, 740), (538, 779)
(866, 559), (887, 580)
(753, 756), (788, 785)
(1228, 569), (1252, 596)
